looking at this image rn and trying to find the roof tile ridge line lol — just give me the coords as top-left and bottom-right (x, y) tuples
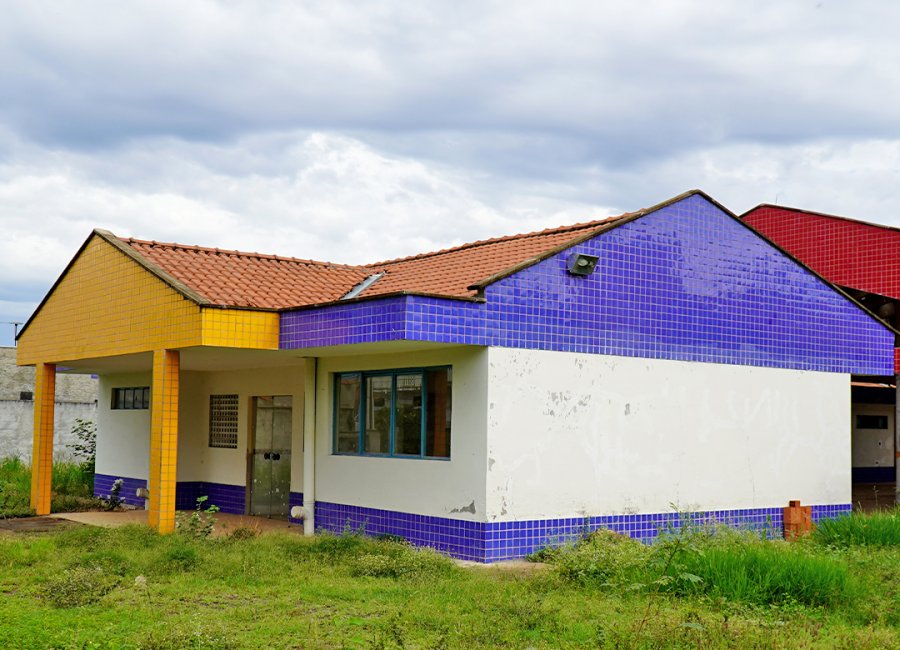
(124, 236), (369, 271)
(365, 215), (629, 268)
(742, 204), (900, 236)
(465, 189), (708, 292)
(96, 230), (213, 306)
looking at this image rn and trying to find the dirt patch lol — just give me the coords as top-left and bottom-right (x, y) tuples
(0, 516), (82, 533)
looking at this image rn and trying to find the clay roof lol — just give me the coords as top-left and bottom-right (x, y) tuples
(111, 214), (629, 309)
(121, 239), (371, 309)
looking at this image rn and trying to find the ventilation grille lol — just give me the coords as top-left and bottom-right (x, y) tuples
(209, 394), (239, 449)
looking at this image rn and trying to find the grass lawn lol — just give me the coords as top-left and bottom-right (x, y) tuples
(0, 517), (899, 650)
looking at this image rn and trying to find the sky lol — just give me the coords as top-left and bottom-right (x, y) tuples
(2, 0), (899, 346)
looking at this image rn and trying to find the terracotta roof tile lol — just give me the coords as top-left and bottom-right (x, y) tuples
(118, 213), (630, 309)
(362, 216), (627, 298)
(123, 239), (371, 309)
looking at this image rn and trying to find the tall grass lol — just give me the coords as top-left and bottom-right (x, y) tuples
(813, 510), (900, 547)
(541, 525), (854, 608)
(0, 456), (95, 517)
(668, 541), (851, 607)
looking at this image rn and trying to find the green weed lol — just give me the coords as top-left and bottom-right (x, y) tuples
(39, 566), (121, 608)
(814, 509), (900, 547)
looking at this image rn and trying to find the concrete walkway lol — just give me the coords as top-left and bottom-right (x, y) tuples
(50, 510), (305, 537)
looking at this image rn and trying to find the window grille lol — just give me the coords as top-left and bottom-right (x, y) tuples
(209, 394), (239, 448)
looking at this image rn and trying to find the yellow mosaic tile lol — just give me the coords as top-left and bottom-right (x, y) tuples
(17, 237), (203, 365)
(148, 349), (179, 534)
(30, 363), (55, 515)
(201, 308), (279, 350)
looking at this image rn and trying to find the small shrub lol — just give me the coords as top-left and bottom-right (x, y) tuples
(40, 566), (120, 607)
(542, 529), (651, 587)
(227, 525), (260, 541)
(101, 478), (124, 511)
(162, 544), (199, 571)
(67, 419), (97, 474)
(138, 622), (235, 650)
(813, 510), (900, 547)
(72, 549), (132, 577)
(284, 530), (370, 563)
(349, 546), (455, 579)
(176, 496), (220, 539)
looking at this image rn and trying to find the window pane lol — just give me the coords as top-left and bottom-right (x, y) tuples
(114, 388), (124, 409)
(142, 387), (151, 409)
(124, 388), (134, 410)
(425, 368), (451, 458)
(395, 374), (422, 455)
(365, 375), (392, 454)
(336, 375), (361, 453)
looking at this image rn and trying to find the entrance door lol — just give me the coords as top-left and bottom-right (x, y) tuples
(249, 395), (292, 518)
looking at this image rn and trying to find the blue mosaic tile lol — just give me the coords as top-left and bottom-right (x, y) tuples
(95, 476), (248, 514)
(280, 194), (892, 374)
(312, 500), (852, 562)
(94, 473), (146, 508)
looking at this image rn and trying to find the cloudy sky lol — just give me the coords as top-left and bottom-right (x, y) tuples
(2, 1), (899, 346)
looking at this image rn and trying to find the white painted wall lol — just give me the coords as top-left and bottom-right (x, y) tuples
(96, 372), (152, 479)
(96, 366), (305, 492)
(485, 348), (851, 521)
(314, 346), (488, 521)
(177, 366), (305, 488)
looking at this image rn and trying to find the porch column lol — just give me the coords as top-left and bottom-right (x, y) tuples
(30, 363), (56, 515)
(302, 358), (317, 535)
(149, 349), (180, 533)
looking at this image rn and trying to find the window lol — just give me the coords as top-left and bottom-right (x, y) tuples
(112, 386), (150, 410)
(856, 414), (889, 429)
(209, 394), (239, 448)
(334, 367), (452, 459)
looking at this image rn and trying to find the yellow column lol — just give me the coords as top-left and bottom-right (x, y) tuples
(30, 363), (56, 515)
(148, 349), (180, 533)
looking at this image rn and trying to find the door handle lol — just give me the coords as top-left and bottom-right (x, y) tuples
(272, 453), (281, 461)
(263, 452), (271, 460)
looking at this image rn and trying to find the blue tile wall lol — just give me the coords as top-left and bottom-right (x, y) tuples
(94, 476), (247, 514)
(175, 481), (246, 515)
(315, 501), (853, 562)
(280, 194), (892, 374)
(94, 473), (146, 508)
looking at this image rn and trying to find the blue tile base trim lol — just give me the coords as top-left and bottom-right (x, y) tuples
(289, 491), (304, 524)
(94, 474), (146, 508)
(93, 475), (247, 514)
(314, 501), (854, 562)
(176, 482), (246, 515)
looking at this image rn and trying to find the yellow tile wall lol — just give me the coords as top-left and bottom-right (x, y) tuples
(17, 236), (281, 365)
(201, 308), (279, 349)
(17, 237), (203, 365)
(148, 349), (179, 533)
(30, 363), (55, 515)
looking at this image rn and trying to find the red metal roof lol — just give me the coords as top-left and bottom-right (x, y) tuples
(743, 205), (900, 301)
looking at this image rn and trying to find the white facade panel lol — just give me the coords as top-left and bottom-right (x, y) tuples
(485, 347), (850, 521)
(314, 346), (488, 521)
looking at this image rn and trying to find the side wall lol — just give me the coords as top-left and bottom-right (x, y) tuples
(486, 347), (851, 521)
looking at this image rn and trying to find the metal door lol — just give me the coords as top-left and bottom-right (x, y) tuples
(249, 395), (292, 517)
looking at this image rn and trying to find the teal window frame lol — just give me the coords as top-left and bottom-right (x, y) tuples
(332, 366), (451, 459)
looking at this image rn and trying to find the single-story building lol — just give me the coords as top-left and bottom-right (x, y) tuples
(17, 190), (894, 561)
(743, 205), (900, 501)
